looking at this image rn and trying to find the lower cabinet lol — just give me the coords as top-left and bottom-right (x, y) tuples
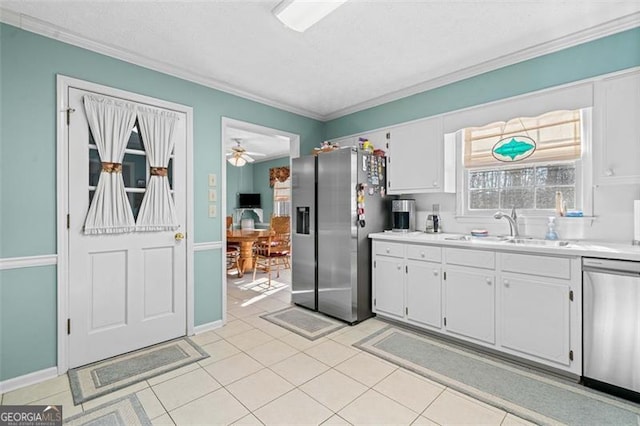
(444, 267), (495, 344)
(500, 274), (571, 366)
(371, 239), (581, 375)
(372, 255), (404, 319)
(406, 259), (442, 329)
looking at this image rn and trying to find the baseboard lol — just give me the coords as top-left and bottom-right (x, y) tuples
(193, 320), (223, 335)
(0, 367), (59, 395)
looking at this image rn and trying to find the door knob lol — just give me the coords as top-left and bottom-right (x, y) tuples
(175, 232), (185, 241)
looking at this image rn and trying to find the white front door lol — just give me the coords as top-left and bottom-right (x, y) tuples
(67, 87), (187, 368)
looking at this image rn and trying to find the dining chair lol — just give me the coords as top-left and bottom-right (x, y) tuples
(252, 216), (290, 285)
(226, 216), (240, 274)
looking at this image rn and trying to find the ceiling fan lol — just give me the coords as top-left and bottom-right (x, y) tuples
(226, 138), (265, 167)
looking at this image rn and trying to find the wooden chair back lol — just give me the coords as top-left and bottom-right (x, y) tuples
(226, 215), (233, 231)
(270, 216), (290, 235)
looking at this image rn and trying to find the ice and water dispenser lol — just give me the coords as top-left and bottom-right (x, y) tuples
(296, 206), (310, 234)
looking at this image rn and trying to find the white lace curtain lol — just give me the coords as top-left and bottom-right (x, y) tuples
(135, 106), (179, 232)
(83, 95), (137, 235)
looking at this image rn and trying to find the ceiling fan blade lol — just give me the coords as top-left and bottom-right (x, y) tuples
(244, 151), (266, 157)
(243, 154), (255, 163)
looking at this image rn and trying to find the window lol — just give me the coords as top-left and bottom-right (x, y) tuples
(458, 109), (590, 215)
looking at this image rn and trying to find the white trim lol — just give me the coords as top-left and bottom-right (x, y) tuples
(323, 13), (640, 121)
(2, 7), (637, 122)
(56, 75), (195, 375)
(193, 241), (223, 251)
(193, 320), (223, 335)
(0, 255), (57, 270)
(0, 367), (58, 394)
(0, 8), (323, 121)
(220, 118), (301, 326)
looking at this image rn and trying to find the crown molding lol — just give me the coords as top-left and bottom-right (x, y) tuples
(1, 8), (638, 122)
(323, 12), (640, 121)
(0, 8), (325, 121)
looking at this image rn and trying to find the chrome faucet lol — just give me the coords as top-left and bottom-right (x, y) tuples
(494, 206), (519, 238)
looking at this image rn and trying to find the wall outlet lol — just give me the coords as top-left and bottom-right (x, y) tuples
(208, 189), (217, 202)
(208, 204), (217, 218)
(208, 174), (217, 187)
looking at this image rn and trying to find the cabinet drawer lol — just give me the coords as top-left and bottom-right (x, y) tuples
(374, 241), (404, 258)
(445, 248), (495, 269)
(406, 244), (442, 262)
(501, 253), (571, 280)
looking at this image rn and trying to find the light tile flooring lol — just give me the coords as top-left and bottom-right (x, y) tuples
(0, 269), (536, 425)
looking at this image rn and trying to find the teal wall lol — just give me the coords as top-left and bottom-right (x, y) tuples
(0, 266), (57, 381)
(226, 163), (255, 217)
(253, 157), (290, 221)
(325, 27), (640, 139)
(0, 23), (323, 382)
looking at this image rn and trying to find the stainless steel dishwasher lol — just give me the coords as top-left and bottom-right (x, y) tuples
(583, 257), (640, 401)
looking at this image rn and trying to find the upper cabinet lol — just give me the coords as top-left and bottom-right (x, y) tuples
(593, 70), (640, 185)
(386, 116), (455, 195)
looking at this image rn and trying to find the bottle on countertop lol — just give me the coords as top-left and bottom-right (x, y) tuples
(426, 204), (441, 233)
(545, 216), (559, 240)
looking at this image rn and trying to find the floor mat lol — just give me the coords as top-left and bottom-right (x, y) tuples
(65, 394), (151, 426)
(260, 306), (346, 340)
(68, 337), (208, 405)
(355, 326), (640, 426)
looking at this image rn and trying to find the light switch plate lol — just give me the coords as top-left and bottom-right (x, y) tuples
(208, 204), (217, 218)
(208, 174), (217, 187)
(208, 189), (217, 202)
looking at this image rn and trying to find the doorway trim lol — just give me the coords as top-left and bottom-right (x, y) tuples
(220, 117), (300, 323)
(56, 75), (194, 374)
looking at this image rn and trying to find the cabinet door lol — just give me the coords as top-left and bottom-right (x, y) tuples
(406, 260), (441, 329)
(373, 256), (404, 319)
(387, 117), (443, 194)
(594, 71), (640, 184)
(500, 275), (570, 366)
(444, 268), (495, 344)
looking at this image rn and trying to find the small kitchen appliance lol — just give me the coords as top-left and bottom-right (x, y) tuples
(392, 199), (415, 232)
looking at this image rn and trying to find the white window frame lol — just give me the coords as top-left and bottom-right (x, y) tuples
(455, 108), (593, 217)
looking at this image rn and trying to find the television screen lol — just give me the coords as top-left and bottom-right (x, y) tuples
(238, 193), (261, 208)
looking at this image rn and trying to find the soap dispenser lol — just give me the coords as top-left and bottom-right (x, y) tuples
(545, 217), (558, 240)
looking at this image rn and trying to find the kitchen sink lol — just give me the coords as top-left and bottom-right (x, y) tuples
(444, 235), (570, 247)
(502, 238), (570, 247)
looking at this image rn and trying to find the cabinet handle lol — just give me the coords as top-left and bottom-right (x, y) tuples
(386, 248), (390, 253)
(421, 252), (425, 258)
(432, 181), (438, 187)
(486, 277), (492, 285)
(397, 264), (402, 270)
(433, 269), (438, 276)
(605, 168), (614, 176)
(504, 279), (510, 287)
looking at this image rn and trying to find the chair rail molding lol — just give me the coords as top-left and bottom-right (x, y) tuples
(0, 254), (58, 270)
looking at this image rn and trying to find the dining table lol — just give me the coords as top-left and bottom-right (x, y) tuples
(227, 228), (273, 277)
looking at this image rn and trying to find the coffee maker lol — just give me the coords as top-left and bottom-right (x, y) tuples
(392, 199), (415, 232)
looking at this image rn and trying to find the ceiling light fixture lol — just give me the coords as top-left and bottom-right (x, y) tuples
(273, 0), (349, 32)
(228, 156), (247, 167)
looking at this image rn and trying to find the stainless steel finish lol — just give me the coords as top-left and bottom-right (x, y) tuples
(317, 148), (387, 323)
(392, 199), (415, 232)
(503, 238), (570, 247)
(291, 156), (317, 310)
(583, 257), (640, 394)
(493, 209), (520, 237)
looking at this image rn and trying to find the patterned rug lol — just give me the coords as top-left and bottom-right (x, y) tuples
(68, 337), (208, 405)
(65, 395), (151, 426)
(260, 306), (346, 340)
(355, 326), (640, 426)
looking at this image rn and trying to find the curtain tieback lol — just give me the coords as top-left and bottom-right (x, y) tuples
(101, 162), (122, 173)
(150, 167), (168, 177)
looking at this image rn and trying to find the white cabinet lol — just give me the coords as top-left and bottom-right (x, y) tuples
(593, 70), (640, 185)
(386, 116), (454, 194)
(372, 242), (442, 327)
(500, 274), (571, 366)
(444, 267), (495, 344)
(372, 242), (404, 320)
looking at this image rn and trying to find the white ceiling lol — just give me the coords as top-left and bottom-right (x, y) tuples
(225, 127), (290, 161)
(1, 1), (640, 121)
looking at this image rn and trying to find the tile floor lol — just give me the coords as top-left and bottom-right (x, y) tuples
(0, 268), (536, 425)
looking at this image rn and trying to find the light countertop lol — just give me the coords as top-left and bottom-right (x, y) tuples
(369, 231), (640, 261)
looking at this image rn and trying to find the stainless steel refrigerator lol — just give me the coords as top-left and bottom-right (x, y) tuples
(291, 147), (388, 324)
